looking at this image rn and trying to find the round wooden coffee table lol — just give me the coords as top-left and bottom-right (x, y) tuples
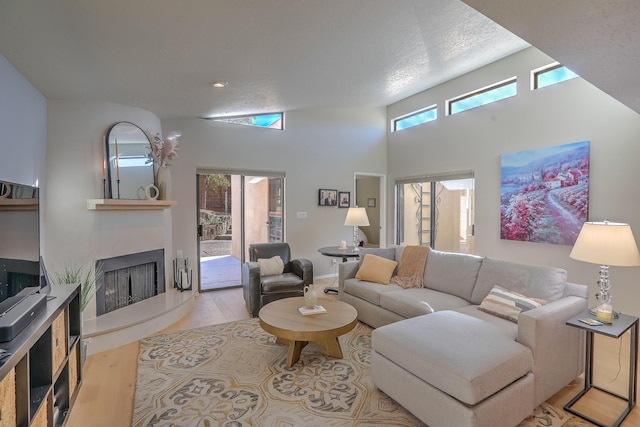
(259, 296), (358, 367)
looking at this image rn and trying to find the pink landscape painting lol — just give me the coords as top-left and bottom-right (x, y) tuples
(500, 141), (590, 245)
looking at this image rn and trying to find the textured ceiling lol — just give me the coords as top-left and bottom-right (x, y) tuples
(0, 0), (528, 119)
(462, 0), (640, 115)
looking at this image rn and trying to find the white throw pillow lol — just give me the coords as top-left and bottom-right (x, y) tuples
(478, 285), (547, 323)
(258, 256), (284, 276)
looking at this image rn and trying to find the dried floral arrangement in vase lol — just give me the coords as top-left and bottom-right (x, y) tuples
(149, 132), (181, 200)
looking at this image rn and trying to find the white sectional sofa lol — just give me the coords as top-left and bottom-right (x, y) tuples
(338, 246), (588, 427)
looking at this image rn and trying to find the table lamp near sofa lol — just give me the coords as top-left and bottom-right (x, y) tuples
(344, 206), (369, 251)
(569, 220), (640, 321)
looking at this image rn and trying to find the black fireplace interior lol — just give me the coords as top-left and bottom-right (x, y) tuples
(95, 249), (165, 316)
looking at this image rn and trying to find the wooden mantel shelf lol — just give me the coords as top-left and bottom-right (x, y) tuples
(87, 199), (177, 210)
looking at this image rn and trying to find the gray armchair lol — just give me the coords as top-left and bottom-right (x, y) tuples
(242, 242), (313, 317)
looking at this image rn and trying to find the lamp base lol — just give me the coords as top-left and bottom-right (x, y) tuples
(352, 226), (360, 251)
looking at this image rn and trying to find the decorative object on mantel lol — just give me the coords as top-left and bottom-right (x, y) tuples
(101, 142), (108, 199)
(114, 138), (121, 198)
(137, 184), (159, 200)
(144, 184), (159, 200)
(0, 181), (12, 198)
(155, 166), (171, 201)
(151, 132), (180, 201)
(105, 121), (155, 200)
(173, 250), (192, 291)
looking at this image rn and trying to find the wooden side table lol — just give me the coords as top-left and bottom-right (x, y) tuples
(564, 311), (639, 427)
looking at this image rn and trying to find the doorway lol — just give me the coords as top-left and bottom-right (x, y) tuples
(197, 171), (284, 291)
(355, 173), (386, 248)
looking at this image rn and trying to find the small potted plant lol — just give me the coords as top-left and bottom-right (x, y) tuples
(52, 261), (103, 364)
(52, 261), (103, 312)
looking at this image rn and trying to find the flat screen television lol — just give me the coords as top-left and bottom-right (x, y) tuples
(0, 180), (44, 315)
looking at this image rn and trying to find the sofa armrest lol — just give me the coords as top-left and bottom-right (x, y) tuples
(290, 258), (314, 285)
(517, 295), (588, 406)
(338, 261), (360, 298)
(241, 261), (262, 317)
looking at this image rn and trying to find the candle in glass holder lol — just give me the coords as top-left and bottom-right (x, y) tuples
(597, 304), (613, 323)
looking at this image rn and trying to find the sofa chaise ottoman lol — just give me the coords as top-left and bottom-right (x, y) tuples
(338, 247), (588, 427)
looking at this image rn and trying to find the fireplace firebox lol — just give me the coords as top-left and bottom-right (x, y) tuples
(95, 249), (165, 316)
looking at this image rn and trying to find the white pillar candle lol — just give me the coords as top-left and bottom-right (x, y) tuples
(597, 304), (613, 323)
(181, 270), (189, 287)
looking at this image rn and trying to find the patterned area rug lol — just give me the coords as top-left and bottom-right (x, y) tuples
(133, 318), (586, 426)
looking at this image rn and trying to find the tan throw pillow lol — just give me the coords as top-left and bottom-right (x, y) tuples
(478, 285), (547, 323)
(355, 254), (398, 285)
(258, 255), (284, 276)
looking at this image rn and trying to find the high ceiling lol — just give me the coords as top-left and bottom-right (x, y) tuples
(462, 0), (640, 116)
(0, 0), (528, 120)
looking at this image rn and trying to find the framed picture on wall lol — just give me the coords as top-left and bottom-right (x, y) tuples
(318, 189), (338, 206)
(338, 191), (350, 208)
(367, 198), (376, 207)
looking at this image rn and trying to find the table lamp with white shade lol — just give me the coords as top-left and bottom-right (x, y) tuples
(569, 221), (640, 321)
(344, 207), (370, 251)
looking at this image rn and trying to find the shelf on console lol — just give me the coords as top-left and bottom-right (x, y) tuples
(86, 199), (177, 211)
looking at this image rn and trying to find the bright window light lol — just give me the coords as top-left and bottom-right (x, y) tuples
(533, 64), (579, 89)
(447, 78), (517, 115)
(209, 112), (284, 130)
(118, 157), (150, 168)
(393, 106), (437, 131)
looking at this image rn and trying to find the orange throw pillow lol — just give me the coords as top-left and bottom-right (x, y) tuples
(356, 254), (398, 284)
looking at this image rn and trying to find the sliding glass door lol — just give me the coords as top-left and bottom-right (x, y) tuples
(395, 175), (474, 253)
(197, 170), (284, 292)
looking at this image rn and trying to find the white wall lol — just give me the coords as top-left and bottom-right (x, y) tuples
(0, 53), (47, 187)
(44, 100), (171, 320)
(388, 47), (640, 318)
(163, 107), (387, 278)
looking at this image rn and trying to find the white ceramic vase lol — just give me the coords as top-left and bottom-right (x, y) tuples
(304, 284), (318, 308)
(155, 166), (172, 200)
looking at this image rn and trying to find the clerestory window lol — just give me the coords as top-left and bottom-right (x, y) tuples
(392, 105), (437, 131)
(446, 78), (517, 115)
(207, 112), (284, 130)
(532, 63), (579, 90)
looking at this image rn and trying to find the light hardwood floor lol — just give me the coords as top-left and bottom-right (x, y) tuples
(67, 278), (639, 426)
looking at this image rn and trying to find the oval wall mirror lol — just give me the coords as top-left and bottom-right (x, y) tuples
(105, 122), (154, 199)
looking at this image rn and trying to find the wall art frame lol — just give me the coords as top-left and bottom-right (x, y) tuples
(318, 189), (337, 206)
(338, 191), (350, 208)
(500, 140), (590, 245)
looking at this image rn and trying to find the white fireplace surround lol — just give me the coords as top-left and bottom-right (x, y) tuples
(83, 248), (196, 356)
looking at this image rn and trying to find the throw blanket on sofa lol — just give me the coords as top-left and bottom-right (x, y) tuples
(390, 245), (430, 289)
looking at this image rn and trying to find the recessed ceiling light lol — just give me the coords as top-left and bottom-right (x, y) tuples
(211, 81), (228, 88)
